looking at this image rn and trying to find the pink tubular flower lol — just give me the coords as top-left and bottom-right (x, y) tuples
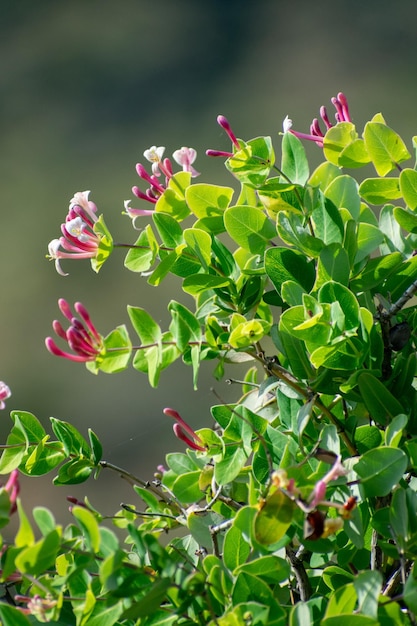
(0, 381), (11, 410)
(206, 114), (240, 158)
(163, 407), (206, 452)
(309, 455), (348, 508)
(47, 191), (101, 276)
(4, 469), (20, 514)
(45, 299), (103, 363)
(286, 92), (352, 147)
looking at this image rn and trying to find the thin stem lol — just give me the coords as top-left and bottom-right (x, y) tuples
(286, 546), (312, 602)
(99, 460), (173, 505)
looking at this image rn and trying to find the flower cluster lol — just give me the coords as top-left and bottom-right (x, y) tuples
(272, 455), (352, 540)
(284, 92), (351, 147)
(45, 299), (103, 362)
(125, 145), (199, 220)
(47, 191), (101, 276)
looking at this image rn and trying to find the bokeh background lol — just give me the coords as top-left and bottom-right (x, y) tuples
(1, 0), (417, 528)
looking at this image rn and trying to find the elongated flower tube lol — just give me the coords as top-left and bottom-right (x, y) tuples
(206, 114), (240, 158)
(3, 470), (20, 514)
(285, 92), (352, 147)
(45, 299), (103, 362)
(163, 407), (206, 452)
(47, 191), (104, 276)
(0, 381), (11, 410)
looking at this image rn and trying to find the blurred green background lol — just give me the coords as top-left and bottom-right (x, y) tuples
(1, 0), (417, 524)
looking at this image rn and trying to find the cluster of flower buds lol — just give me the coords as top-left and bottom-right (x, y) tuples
(125, 145), (199, 219)
(47, 191), (101, 276)
(0, 381), (11, 410)
(45, 299), (103, 363)
(271, 454), (354, 540)
(284, 92), (351, 147)
(15, 594), (57, 620)
(163, 407), (206, 452)
(206, 115), (241, 158)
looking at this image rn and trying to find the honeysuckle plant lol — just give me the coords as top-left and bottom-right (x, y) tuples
(2, 92), (417, 624)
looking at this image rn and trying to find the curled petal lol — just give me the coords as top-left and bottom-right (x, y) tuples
(282, 115), (293, 133)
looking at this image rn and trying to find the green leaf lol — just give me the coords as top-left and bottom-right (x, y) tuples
(226, 136), (275, 187)
(359, 178), (401, 205)
(183, 227), (212, 269)
(357, 372), (404, 425)
(325, 175), (361, 221)
(92, 214), (113, 272)
(281, 131), (309, 185)
(400, 168), (417, 209)
(214, 445), (248, 485)
(354, 425), (382, 454)
(155, 171), (191, 220)
(265, 247), (315, 296)
(182, 273), (231, 296)
(338, 138), (371, 169)
(83, 604), (124, 626)
(169, 301), (201, 351)
(223, 524), (251, 571)
(404, 565), (417, 614)
(153, 211), (183, 247)
(323, 122), (358, 165)
(53, 458), (94, 485)
(95, 325), (131, 374)
(128, 307), (162, 386)
(289, 602), (313, 626)
(363, 121), (410, 176)
(72, 505), (101, 552)
(0, 605), (32, 626)
(318, 281), (360, 331)
(355, 223), (385, 263)
(385, 413), (408, 447)
(311, 196), (344, 245)
(277, 211), (324, 256)
(224, 205), (276, 253)
(0, 411), (47, 474)
(253, 489), (295, 545)
(394, 206), (417, 233)
(88, 428), (103, 464)
(121, 578), (172, 620)
(354, 570), (382, 618)
(354, 447), (408, 497)
(276, 319), (315, 380)
(33, 506), (57, 536)
(349, 252), (402, 291)
(15, 528), (61, 575)
(124, 224), (159, 272)
(23, 439), (66, 476)
(15, 500), (35, 547)
(185, 182), (234, 222)
(235, 554), (290, 583)
(50, 417), (90, 457)
(310, 161), (341, 190)
(314, 244), (350, 290)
